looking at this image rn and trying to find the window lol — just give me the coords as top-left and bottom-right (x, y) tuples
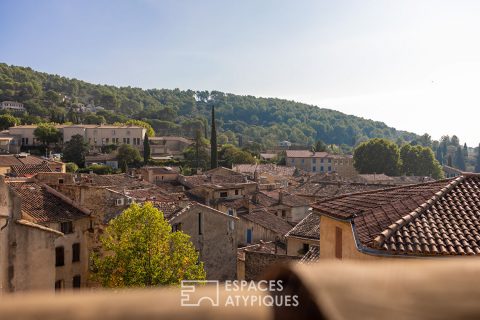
(246, 229), (253, 244)
(172, 223), (182, 232)
(335, 227), (343, 259)
(320, 166), (324, 172)
(73, 275), (81, 288)
(301, 159), (304, 164)
(282, 210), (286, 219)
(328, 166), (332, 172)
(303, 243), (310, 254)
(198, 213), (203, 235)
(235, 189), (239, 195)
(321, 159), (324, 163)
(106, 138), (109, 144)
(56, 247), (64, 267)
(312, 158), (316, 163)
(328, 159), (332, 163)
(60, 221), (73, 234)
(219, 191), (228, 198)
(58, 178), (64, 184)
(312, 166), (316, 172)
(291, 159), (294, 163)
(72, 243), (80, 263)
(55, 280), (64, 291)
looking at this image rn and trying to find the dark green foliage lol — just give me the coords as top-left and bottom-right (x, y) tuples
(62, 134), (88, 167)
(117, 144), (142, 168)
(454, 146), (466, 171)
(78, 164), (115, 175)
(475, 144), (480, 173)
(353, 138), (401, 176)
(210, 105), (218, 169)
(0, 63), (419, 150)
(0, 114), (20, 130)
(400, 144), (443, 179)
(143, 133), (150, 165)
(315, 140), (327, 152)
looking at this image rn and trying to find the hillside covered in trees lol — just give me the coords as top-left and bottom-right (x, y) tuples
(0, 63), (419, 150)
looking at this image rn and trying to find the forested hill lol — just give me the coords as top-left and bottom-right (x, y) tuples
(0, 63), (419, 150)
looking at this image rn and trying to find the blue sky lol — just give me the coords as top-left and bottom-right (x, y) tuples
(1, 0), (480, 145)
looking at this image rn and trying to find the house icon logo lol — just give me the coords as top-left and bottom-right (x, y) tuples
(180, 280), (220, 307)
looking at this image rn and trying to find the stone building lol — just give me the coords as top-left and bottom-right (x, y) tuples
(285, 212), (320, 257)
(148, 136), (193, 160)
(312, 174), (480, 260)
(135, 166), (180, 184)
(8, 124), (146, 151)
(34, 172), (238, 281)
(0, 101), (25, 112)
(0, 176), (91, 292)
(0, 154), (65, 176)
(285, 150), (357, 177)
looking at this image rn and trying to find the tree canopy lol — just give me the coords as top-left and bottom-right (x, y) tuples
(91, 202), (206, 287)
(33, 122), (61, 146)
(353, 138), (401, 176)
(62, 134), (88, 167)
(0, 63), (420, 150)
(117, 144), (142, 167)
(0, 114), (20, 130)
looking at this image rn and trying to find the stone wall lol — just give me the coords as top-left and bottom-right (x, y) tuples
(244, 251), (299, 281)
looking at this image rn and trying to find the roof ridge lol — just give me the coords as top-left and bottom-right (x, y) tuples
(312, 177), (456, 206)
(372, 175), (465, 249)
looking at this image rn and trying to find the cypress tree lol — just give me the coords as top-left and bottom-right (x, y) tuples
(210, 105), (218, 169)
(463, 143), (469, 158)
(454, 146), (466, 171)
(143, 132), (150, 165)
(475, 144), (480, 173)
(447, 154), (453, 167)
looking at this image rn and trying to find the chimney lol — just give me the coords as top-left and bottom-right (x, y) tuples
(279, 190), (284, 204)
(254, 170), (259, 182)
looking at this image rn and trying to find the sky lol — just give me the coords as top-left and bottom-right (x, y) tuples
(1, 0), (480, 145)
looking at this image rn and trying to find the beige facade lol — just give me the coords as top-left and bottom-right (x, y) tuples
(136, 166), (179, 184)
(286, 236), (319, 256)
(149, 136), (192, 159)
(9, 125), (146, 150)
(319, 215), (381, 260)
(285, 150), (357, 177)
(0, 177), (91, 293)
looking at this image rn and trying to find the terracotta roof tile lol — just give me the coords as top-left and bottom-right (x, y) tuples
(315, 175), (480, 256)
(286, 213), (320, 240)
(8, 181), (88, 224)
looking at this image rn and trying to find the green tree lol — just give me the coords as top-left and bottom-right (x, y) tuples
(121, 119), (155, 137)
(117, 144), (142, 168)
(33, 123), (61, 146)
(91, 202), (206, 287)
(454, 145), (466, 171)
(62, 134), (89, 167)
(143, 132), (150, 165)
(315, 140), (327, 152)
(400, 144), (443, 179)
(475, 144), (480, 173)
(0, 114), (20, 130)
(353, 138), (401, 176)
(210, 105), (218, 169)
(219, 144), (256, 167)
(184, 130), (210, 171)
(65, 162), (79, 173)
